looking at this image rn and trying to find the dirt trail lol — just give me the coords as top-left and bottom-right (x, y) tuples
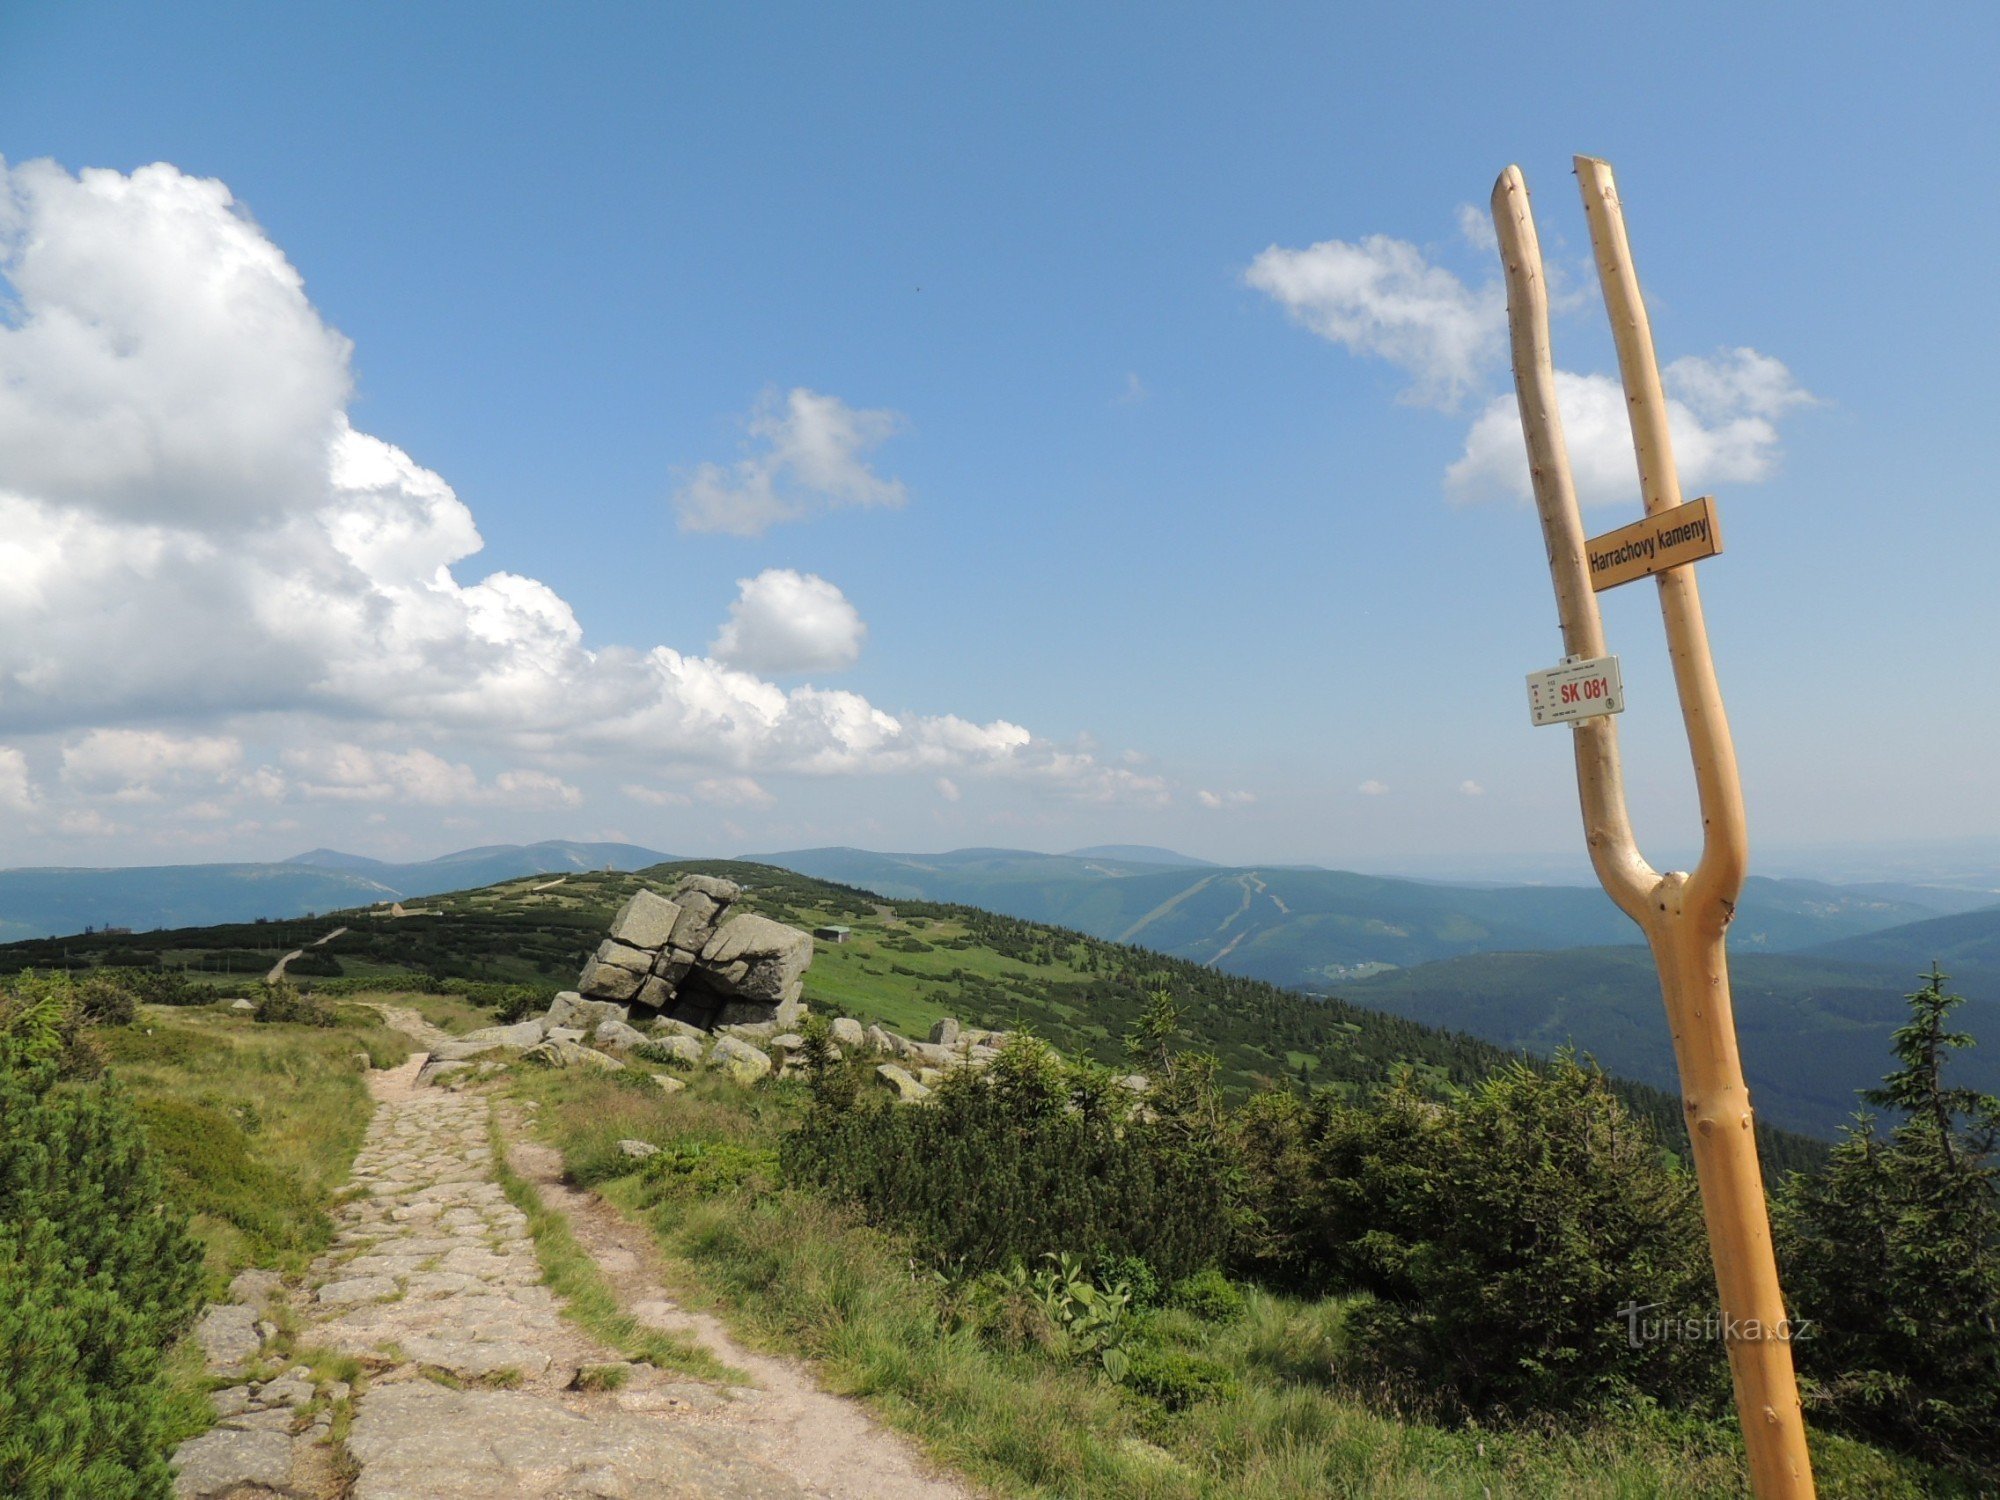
(334, 1004), (975, 1499)
(508, 1131), (971, 1500)
(263, 924), (351, 984)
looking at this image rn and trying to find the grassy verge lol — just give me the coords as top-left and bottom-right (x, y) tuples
(500, 1064), (1951, 1499)
(104, 1001), (413, 1288)
(483, 1097), (739, 1382)
(99, 999), (414, 1444)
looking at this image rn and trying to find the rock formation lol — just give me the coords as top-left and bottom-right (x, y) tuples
(575, 875), (812, 1032)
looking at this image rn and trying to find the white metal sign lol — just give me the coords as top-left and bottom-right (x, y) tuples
(1527, 654), (1625, 727)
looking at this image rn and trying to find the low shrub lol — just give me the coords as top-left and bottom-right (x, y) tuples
(1166, 1267), (1246, 1323)
(638, 1139), (781, 1197)
(120, 969), (209, 1007)
(75, 974), (138, 1027)
(1120, 1342), (1241, 1411)
(1312, 1057), (1723, 1422)
(254, 983), (335, 1028)
(1, 1016), (204, 1498)
(785, 1036), (1232, 1282)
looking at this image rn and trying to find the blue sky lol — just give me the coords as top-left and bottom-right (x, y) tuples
(0, 2), (1995, 875)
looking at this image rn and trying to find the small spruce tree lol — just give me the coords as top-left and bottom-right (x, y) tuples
(1776, 965), (2000, 1471)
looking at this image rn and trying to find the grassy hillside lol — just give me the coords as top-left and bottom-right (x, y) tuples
(0, 858), (1827, 1174)
(1346, 947), (2000, 1139)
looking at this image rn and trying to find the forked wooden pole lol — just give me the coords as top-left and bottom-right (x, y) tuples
(1491, 161), (1815, 1498)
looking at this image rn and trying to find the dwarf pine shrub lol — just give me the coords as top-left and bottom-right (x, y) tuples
(1303, 1056), (1722, 1422)
(785, 1036), (1231, 1281)
(0, 1005), (204, 1497)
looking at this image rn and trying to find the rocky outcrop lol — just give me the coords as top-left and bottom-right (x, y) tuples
(570, 875), (814, 1036)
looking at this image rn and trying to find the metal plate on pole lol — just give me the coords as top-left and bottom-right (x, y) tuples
(1526, 654), (1624, 726)
(1585, 495), (1722, 591)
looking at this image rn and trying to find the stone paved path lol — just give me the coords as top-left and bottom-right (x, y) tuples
(172, 1013), (976, 1498)
(303, 1048), (807, 1497)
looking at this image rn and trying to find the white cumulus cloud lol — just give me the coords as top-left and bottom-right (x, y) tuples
(60, 729), (243, 801)
(710, 569), (866, 675)
(0, 158), (1157, 837)
(1446, 351), (1816, 508)
(1249, 221), (1815, 507)
(1459, 780), (1485, 797)
(1245, 233), (1505, 407)
(1358, 779), (1389, 796)
(673, 387), (908, 536)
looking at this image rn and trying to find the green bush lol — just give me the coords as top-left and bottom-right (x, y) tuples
(785, 1036), (1232, 1282)
(1165, 1267), (1246, 1322)
(1121, 1342), (1241, 1411)
(254, 983), (335, 1027)
(1303, 1056), (1722, 1422)
(0, 1018), (204, 1497)
(638, 1139), (781, 1197)
(120, 969), (209, 1007)
(75, 975), (138, 1027)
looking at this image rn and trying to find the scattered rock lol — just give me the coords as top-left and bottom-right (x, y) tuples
(192, 1303), (263, 1370)
(229, 1269), (286, 1307)
(708, 1035), (773, 1084)
(522, 1039), (626, 1071)
(769, 1033), (804, 1052)
(592, 1017), (650, 1051)
(169, 1426), (294, 1498)
(648, 1015), (708, 1040)
(647, 1034), (705, 1065)
(457, 1019), (550, 1050)
(415, 1058), (474, 1088)
(229, 998), (256, 1012)
(428, 1037), (505, 1062)
(648, 1073), (686, 1096)
(875, 1063), (931, 1102)
(929, 1017), (961, 1048)
(830, 1017), (865, 1049)
(548, 991), (632, 1030)
(616, 1139), (660, 1160)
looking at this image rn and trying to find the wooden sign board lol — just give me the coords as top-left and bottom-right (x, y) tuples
(1527, 654), (1624, 727)
(1585, 495), (1721, 591)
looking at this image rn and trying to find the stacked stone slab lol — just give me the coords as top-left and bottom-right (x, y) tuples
(574, 875), (814, 1032)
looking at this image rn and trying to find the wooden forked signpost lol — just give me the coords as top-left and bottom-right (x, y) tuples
(1490, 157), (1816, 1497)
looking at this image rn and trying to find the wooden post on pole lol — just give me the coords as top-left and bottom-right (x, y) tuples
(1491, 160), (1816, 1499)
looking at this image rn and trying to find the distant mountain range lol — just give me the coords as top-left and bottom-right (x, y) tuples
(743, 847), (2000, 1136)
(749, 847), (1969, 981)
(0, 840), (674, 939)
(5, 838), (1998, 1137)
